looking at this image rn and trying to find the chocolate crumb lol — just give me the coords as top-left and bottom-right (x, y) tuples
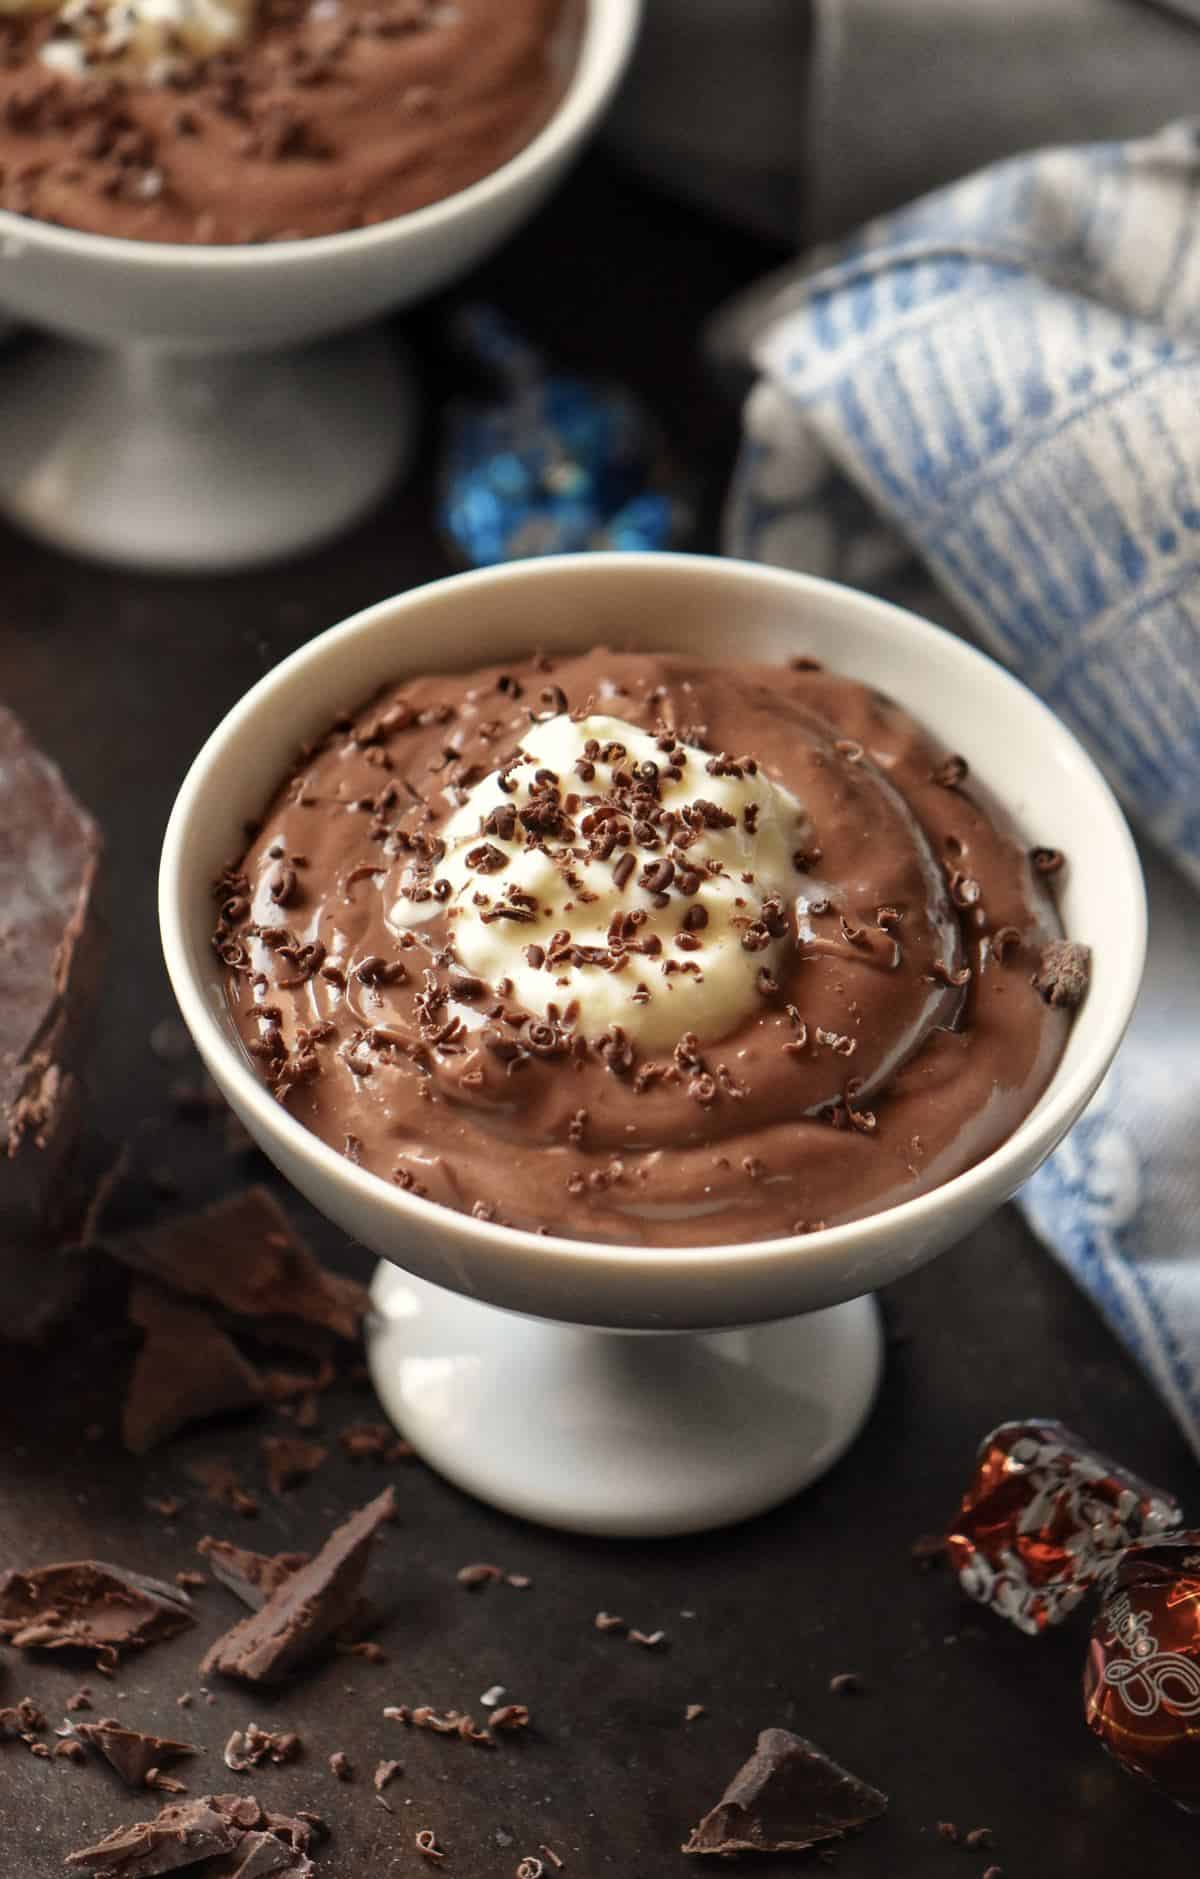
(261, 1434), (328, 1495)
(56, 1738), (87, 1763)
(188, 1459), (259, 1518)
(911, 1533), (946, 1569)
(932, 754), (968, 788)
(1032, 939), (1091, 1009)
(224, 1723), (301, 1771)
(456, 1562), (503, 1588)
(339, 1636), (387, 1667)
(338, 1421), (394, 1461)
(1030, 845), (1065, 877)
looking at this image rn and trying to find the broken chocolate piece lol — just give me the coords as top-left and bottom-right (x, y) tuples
(682, 1727), (886, 1856)
(215, 1832), (312, 1878)
(105, 1187), (366, 1342)
(0, 708), (103, 1323)
(65, 1797), (238, 1873)
(262, 1436), (328, 1496)
(75, 1717), (197, 1788)
(0, 1561), (193, 1670)
(202, 1490), (394, 1683)
(66, 1793), (321, 1877)
(1032, 939), (1091, 1009)
(124, 1284), (264, 1454)
(197, 1540), (310, 1611)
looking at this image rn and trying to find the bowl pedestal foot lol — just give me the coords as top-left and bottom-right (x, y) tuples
(367, 1263), (884, 1537)
(0, 326), (412, 572)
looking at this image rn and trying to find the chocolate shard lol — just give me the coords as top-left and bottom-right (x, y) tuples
(196, 1539), (311, 1611)
(104, 1186), (366, 1343)
(123, 1284), (265, 1454)
(65, 1798), (238, 1874)
(0, 709), (103, 1235)
(1032, 939), (1092, 1009)
(0, 1561), (193, 1670)
(682, 1727), (887, 1856)
(202, 1489), (394, 1683)
(67, 1794), (321, 1877)
(215, 1831), (312, 1878)
(0, 710), (104, 1340)
(75, 1718), (197, 1788)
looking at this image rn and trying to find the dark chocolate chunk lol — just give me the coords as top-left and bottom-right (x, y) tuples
(202, 1490), (394, 1683)
(682, 1727), (887, 1856)
(1032, 939), (1091, 1009)
(104, 1186), (366, 1342)
(66, 1793), (321, 1876)
(0, 1561), (193, 1670)
(75, 1717), (197, 1787)
(65, 1797), (238, 1873)
(196, 1539), (311, 1610)
(0, 708), (103, 1279)
(123, 1284), (264, 1453)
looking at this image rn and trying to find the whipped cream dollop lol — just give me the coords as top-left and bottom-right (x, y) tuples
(387, 712), (815, 1052)
(33, 0), (254, 79)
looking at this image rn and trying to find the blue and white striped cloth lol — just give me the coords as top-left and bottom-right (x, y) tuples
(723, 121), (1200, 1452)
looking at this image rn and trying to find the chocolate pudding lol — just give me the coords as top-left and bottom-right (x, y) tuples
(0, 0), (572, 242)
(215, 650), (1087, 1246)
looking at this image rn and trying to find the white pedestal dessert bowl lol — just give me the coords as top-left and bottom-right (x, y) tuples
(0, 0), (639, 572)
(159, 554), (1146, 1534)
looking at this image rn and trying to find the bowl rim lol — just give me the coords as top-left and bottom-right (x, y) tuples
(0, 0), (640, 268)
(159, 551), (1148, 1280)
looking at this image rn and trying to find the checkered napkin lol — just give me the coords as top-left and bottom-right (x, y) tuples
(720, 121), (1200, 1451)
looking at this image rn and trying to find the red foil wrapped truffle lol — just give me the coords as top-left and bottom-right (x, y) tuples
(1085, 1533), (1200, 1810)
(946, 1420), (1181, 1634)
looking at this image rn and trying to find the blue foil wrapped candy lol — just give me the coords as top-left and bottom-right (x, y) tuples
(438, 308), (687, 566)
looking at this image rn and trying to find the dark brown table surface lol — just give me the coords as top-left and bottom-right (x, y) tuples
(1, 154), (1195, 1879)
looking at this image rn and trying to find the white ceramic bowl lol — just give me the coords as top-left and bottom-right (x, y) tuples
(160, 554), (1146, 1533)
(0, 0), (641, 568)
